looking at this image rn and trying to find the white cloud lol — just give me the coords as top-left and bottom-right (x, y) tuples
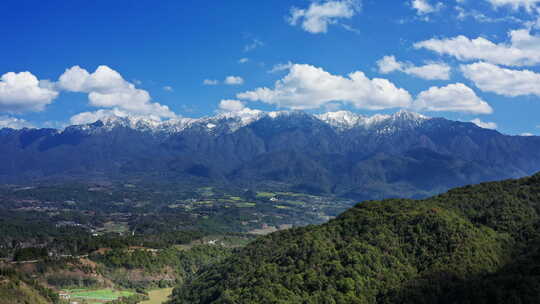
(244, 39), (264, 52)
(204, 76), (244, 86)
(269, 62), (294, 73)
(203, 79), (219, 86)
(521, 132), (534, 136)
(471, 118), (498, 129)
(163, 86), (174, 92)
(69, 108), (131, 125)
(415, 28), (540, 66)
(377, 55), (451, 80)
(237, 63), (412, 110)
(411, 0), (443, 15)
(288, 0), (360, 34)
(0, 115), (34, 129)
(406, 63), (451, 80)
(455, 6), (522, 23)
(341, 24), (361, 34)
(377, 56), (403, 74)
(414, 83), (493, 114)
(224, 76), (244, 85)
(461, 62), (540, 97)
(42, 120), (67, 129)
(238, 58), (249, 64)
(58, 65), (176, 119)
(487, 0), (540, 11)
(0, 71), (59, 113)
(218, 99), (246, 112)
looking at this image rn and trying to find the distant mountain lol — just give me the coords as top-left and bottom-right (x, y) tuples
(1, 110), (540, 200)
(170, 173), (540, 304)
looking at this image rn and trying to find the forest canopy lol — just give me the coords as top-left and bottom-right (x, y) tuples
(170, 173), (540, 304)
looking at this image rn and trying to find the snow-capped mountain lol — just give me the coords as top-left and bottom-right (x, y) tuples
(1, 109), (540, 201)
(316, 110), (430, 132)
(70, 109), (433, 135)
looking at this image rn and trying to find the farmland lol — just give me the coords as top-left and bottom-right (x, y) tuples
(140, 288), (174, 304)
(65, 288), (135, 302)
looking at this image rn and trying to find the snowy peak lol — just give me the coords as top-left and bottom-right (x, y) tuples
(389, 110), (429, 123)
(72, 109), (432, 135)
(73, 115), (167, 134)
(317, 110), (430, 131)
(316, 111), (364, 130)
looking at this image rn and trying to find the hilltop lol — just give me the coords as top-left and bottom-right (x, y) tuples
(170, 172), (540, 303)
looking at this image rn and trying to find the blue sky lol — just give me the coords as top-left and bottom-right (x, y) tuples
(1, 0), (540, 135)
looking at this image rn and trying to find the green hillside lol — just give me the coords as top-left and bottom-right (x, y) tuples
(0, 276), (54, 304)
(170, 173), (540, 303)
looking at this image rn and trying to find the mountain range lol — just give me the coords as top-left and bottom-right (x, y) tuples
(1, 110), (539, 200)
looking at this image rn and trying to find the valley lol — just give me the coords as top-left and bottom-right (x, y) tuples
(0, 181), (353, 303)
(1, 112), (540, 303)
(4, 172), (540, 303)
(0, 111), (540, 304)
(171, 172), (540, 303)
(3, 0), (540, 302)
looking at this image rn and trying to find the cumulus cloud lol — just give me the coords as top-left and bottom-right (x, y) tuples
(413, 83), (493, 114)
(224, 76), (244, 85)
(415, 28), (540, 66)
(471, 118), (498, 129)
(216, 99), (264, 129)
(377, 55), (451, 80)
(58, 65), (176, 119)
(204, 76), (244, 86)
(237, 63), (412, 110)
(238, 58), (250, 64)
(411, 0), (443, 15)
(69, 108), (132, 125)
(218, 99), (246, 112)
(288, 0), (360, 34)
(0, 115), (34, 129)
(163, 86), (173, 92)
(487, 0), (540, 11)
(0, 71), (58, 113)
(461, 62), (540, 97)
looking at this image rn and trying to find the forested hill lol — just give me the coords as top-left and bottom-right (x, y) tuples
(170, 172), (540, 304)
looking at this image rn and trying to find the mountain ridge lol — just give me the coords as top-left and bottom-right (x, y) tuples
(1, 110), (539, 200)
(169, 172), (540, 304)
(2, 110), (441, 134)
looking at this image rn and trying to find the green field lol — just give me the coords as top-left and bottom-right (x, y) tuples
(140, 288), (174, 304)
(67, 288), (135, 302)
(256, 191), (275, 198)
(236, 202), (256, 208)
(284, 200), (304, 205)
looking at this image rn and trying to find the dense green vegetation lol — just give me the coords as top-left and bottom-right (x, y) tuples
(0, 183), (350, 261)
(0, 268), (58, 304)
(92, 245), (233, 289)
(170, 173), (540, 303)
